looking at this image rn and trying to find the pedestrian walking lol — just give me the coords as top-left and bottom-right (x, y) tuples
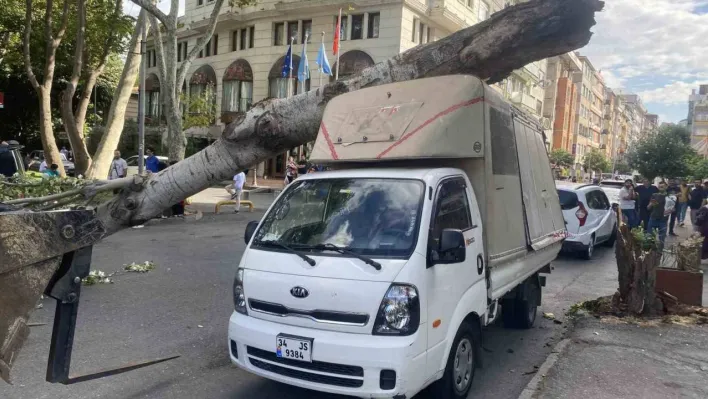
(284, 156), (298, 185)
(0, 141), (18, 178)
(635, 178), (658, 231)
(677, 180), (689, 226)
(230, 170), (246, 213)
(60, 146), (69, 158)
(647, 181), (670, 248)
(619, 179), (639, 228)
(688, 179), (706, 232)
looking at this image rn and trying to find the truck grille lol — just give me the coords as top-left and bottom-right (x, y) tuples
(247, 347), (364, 388)
(248, 299), (369, 326)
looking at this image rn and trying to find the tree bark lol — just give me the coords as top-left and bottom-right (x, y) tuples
(23, 0), (71, 176)
(134, 0), (225, 161)
(85, 10), (148, 180)
(615, 218), (662, 315)
(94, 0), (604, 234)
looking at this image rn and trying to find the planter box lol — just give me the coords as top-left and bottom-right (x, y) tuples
(655, 268), (704, 306)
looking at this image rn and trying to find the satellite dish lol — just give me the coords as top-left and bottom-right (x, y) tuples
(541, 117), (552, 129)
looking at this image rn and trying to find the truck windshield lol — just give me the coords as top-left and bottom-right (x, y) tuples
(252, 178), (425, 258)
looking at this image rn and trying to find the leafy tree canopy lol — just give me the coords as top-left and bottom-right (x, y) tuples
(627, 125), (694, 180)
(583, 149), (610, 174)
(549, 148), (574, 168)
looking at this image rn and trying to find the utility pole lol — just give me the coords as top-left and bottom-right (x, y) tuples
(137, 28), (147, 175)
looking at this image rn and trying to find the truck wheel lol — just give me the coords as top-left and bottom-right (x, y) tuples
(431, 323), (478, 399)
(502, 297), (537, 329)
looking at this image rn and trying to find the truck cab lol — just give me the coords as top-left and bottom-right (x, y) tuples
(228, 75), (564, 399)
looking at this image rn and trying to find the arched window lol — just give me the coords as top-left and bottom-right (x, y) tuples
(189, 65), (217, 123)
(330, 50), (375, 82)
(268, 55), (310, 98)
(222, 59), (254, 113)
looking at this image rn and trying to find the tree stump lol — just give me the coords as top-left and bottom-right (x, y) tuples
(615, 215), (662, 315)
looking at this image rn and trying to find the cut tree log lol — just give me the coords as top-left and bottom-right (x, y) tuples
(615, 217), (662, 315)
(97, 0), (605, 235)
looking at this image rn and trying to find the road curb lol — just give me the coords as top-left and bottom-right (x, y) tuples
(516, 338), (571, 399)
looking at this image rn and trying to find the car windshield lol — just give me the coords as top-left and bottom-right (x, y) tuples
(252, 178), (425, 258)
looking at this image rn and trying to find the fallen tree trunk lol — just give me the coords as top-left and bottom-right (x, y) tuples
(97, 0), (604, 235)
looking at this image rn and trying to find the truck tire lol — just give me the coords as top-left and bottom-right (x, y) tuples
(431, 322), (478, 399)
(502, 277), (540, 329)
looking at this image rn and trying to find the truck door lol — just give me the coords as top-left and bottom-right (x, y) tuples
(425, 176), (485, 376)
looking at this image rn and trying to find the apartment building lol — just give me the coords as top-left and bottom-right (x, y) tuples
(604, 88), (629, 166)
(571, 55), (605, 170)
(543, 53), (581, 153)
(618, 94), (646, 147)
(688, 85), (708, 147)
(139, 0), (551, 177)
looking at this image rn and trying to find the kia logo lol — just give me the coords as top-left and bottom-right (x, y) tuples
(290, 286), (309, 298)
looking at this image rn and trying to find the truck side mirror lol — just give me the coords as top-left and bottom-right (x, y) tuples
(244, 221), (259, 245)
(431, 229), (466, 265)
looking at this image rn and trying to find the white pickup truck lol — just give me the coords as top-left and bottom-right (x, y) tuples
(228, 75), (565, 399)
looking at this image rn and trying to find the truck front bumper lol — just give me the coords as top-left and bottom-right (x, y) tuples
(228, 312), (429, 399)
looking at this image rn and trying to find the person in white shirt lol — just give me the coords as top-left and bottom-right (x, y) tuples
(39, 160), (47, 172)
(227, 171), (246, 213)
(108, 150), (128, 180)
(619, 179), (638, 228)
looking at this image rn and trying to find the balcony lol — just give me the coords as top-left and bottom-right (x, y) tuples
(510, 92), (538, 114)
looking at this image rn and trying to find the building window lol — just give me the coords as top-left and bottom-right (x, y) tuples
(302, 20), (312, 43)
(269, 78), (309, 98)
(177, 42), (188, 62)
(426, 26), (431, 43)
(412, 18), (417, 42)
(351, 14), (363, 40)
(197, 0), (203, 5)
(536, 100), (542, 116)
(147, 91), (160, 118)
(205, 38), (212, 57)
(249, 26), (255, 48)
(274, 22), (285, 45)
(223, 80), (253, 113)
(478, 1), (490, 21)
(232, 30), (238, 51)
(240, 28), (247, 50)
(367, 13), (380, 38)
(212, 34), (218, 56)
(287, 21), (298, 44)
(334, 15), (347, 41)
(467, 0), (473, 7)
(418, 21), (425, 44)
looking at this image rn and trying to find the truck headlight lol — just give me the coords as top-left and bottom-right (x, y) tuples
(233, 268), (247, 315)
(373, 284), (420, 336)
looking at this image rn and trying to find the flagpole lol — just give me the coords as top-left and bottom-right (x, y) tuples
(288, 36), (294, 98)
(319, 31), (325, 89)
(302, 33), (309, 94)
(335, 8), (342, 81)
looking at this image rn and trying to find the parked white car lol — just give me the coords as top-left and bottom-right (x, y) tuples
(556, 183), (617, 259)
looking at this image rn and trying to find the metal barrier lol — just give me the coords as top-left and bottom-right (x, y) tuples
(215, 200), (254, 213)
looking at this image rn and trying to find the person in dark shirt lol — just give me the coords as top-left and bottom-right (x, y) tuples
(635, 179), (658, 231)
(666, 179), (680, 236)
(146, 147), (160, 173)
(0, 142), (18, 178)
(647, 181), (669, 248)
(688, 179), (705, 232)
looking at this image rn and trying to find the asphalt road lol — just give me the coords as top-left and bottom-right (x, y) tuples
(1, 213), (619, 399)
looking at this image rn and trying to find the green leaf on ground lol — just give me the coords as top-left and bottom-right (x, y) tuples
(124, 261), (156, 273)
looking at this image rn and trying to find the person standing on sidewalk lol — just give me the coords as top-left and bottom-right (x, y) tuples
(146, 147), (160, 173)
(230, 171), (246, 213)
(677, 180), (689, 226)
(619, 179), (639, 228)
(635, 178), (657, 231)
(688, 179), (706, 232)
(647, 181), (669, 248)
(667, 178), (680, 236)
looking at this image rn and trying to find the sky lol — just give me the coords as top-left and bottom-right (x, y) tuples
(123, 0), (708, 124)
(580, 0), (708, 124)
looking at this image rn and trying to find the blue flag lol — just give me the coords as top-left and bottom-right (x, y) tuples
(297, 43), (310, 82)
(281, 44), (292, 78)
(316, 42), (332, 76)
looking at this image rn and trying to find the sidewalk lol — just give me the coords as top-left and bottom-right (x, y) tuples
(534, 314), (708, 399)
(528, 212), (708, 399)
(186, 187), (279, 214)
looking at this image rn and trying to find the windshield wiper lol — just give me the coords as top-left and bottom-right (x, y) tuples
(300, 243), (381, 271)
(255, 240), (316, 266)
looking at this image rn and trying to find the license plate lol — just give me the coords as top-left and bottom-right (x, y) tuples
(276, 334), (313, 363)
